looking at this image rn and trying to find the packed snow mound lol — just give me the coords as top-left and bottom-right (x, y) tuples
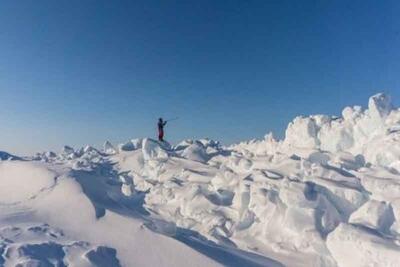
(285, 116), (321, 148)
(368, 93), (393, 120)
(327, 223), (400, 267)
(142, 138), (170, 161)
(180, 141), (209, 163)
(0, 161), (56, 204)
(62, 145), (75, 156)
(349, 200), (395, 233)
(104, 141), (117, 154)
(175, 139), (223, 163)
(118, 138), (143, 152)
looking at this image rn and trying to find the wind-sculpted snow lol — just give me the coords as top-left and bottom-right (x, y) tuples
(1, 93), (400, 266)
(0, 162), (56, 205)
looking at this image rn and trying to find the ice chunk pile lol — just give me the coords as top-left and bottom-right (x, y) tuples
(1, 93), (400, 267)
(122, 93), (400, 266)
(233, 93), (400, 169)
(0, 151), (20, 161)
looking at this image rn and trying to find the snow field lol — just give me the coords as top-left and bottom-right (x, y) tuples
(1, 93), (400, 266)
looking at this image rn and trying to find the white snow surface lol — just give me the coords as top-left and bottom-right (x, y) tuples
(1, 93), (400, 266)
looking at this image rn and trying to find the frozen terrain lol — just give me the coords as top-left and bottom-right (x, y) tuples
(1, 93), (400, 266)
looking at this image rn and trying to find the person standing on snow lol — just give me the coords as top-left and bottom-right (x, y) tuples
(158, 118), (167, 142)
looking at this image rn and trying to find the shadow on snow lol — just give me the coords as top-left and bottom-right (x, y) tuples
(70, 160), (285, 267)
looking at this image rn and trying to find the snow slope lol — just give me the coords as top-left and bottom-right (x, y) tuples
(1, 93), (400, 266)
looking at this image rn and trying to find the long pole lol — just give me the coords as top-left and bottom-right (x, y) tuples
(166, 117), (179, 122)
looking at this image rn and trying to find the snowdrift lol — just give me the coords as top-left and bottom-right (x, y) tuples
(1, 93), (400, 266)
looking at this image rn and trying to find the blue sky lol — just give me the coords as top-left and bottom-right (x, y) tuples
(0, 0), (399, 155)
